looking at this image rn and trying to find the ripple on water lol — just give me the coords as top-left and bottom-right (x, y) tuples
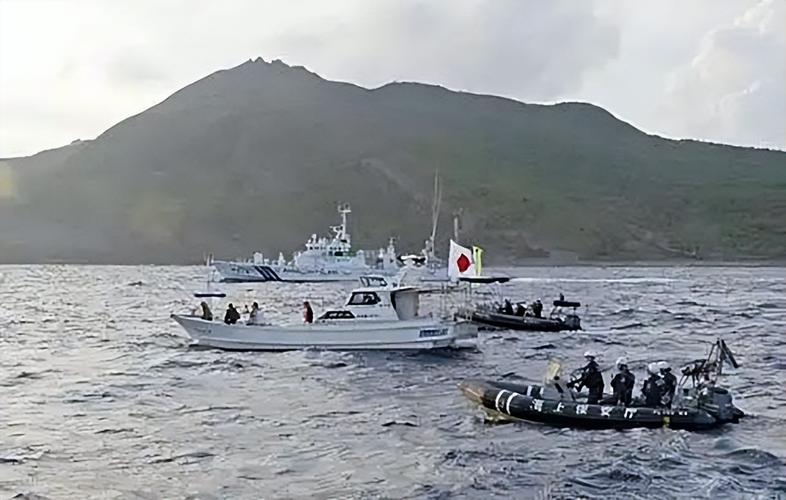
(1, 265), (785, 498)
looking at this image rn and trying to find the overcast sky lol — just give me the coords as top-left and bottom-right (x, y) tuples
(0, 0), (783, 157)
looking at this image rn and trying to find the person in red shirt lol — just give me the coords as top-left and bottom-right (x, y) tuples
(303, 301), (314, 324)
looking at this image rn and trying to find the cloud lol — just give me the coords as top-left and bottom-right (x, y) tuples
(0, 0), (781, 155)
(279, 0), (620, 100)
(664, 0), (785, 148)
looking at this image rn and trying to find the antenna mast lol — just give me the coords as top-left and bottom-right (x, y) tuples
(429, 170), (441, 258)
(453, 208), (462, 243)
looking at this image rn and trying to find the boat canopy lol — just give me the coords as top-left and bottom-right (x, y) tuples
(343, 285), (420, 321)
(459, 275), (511, 284)
(391, 288), (419, 320)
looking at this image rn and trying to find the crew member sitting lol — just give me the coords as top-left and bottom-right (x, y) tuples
(199, 301), (213, 321)
(247, 302), (264, 325)
(224, 303), (241, 325)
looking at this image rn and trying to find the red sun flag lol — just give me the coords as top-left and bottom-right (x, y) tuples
(456, 253), (471, 273)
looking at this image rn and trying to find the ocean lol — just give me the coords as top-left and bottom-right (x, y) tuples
(1, 265), (785, 499)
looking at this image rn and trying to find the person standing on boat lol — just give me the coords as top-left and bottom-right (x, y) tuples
(503, 299), (514, 315)
(609, 357), (635, 406)
(199, 301), (213, 321)
(641, 363), (667, 407)
(568, 351), (605, 404)
(303, 301), (314, 324)
(658, 361), (678, 407)
(224, 303), (241, 325)
(532, 299), (543, 318)
(247, 302), (264, 325)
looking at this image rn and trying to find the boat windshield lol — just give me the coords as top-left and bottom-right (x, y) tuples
(359, 276), (388, 287)
(318, 310), (355, 320)
(348, 292), (381, 305)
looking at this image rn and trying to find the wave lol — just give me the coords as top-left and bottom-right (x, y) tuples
(611, 322), (646, 330)
(511, 277), (683, 284)
(719, 448), (784, 467)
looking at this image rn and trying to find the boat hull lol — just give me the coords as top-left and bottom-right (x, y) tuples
(213, 261), (382, 283)
(460, 380), (740, 431)
(470, 311), (580, 332)
(172, 314), (478, 351)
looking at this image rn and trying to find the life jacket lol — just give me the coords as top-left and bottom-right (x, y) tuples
(643, 375), (666, 407)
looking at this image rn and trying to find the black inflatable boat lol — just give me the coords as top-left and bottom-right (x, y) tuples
(460, 379), (743, 431)
(471, 311), (581, 332)
(460, 338), (744, 431)
(471, 299), (582, 332)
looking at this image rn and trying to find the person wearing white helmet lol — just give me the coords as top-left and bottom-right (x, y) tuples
(658, 361), (678, 407)
(567, 350), (605, 404)
(641, 362), (667, 407)
(607, 357), (636, 406)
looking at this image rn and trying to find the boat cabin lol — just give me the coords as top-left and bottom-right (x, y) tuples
(317, 284), (421, 322)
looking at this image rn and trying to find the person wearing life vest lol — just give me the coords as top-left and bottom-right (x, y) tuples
(641, 362), (667, 407)
(532, 299), (543, 318)
(659, 361), (678, 407)
(568, 351), (605, 404)
(609, 357), (636, 406)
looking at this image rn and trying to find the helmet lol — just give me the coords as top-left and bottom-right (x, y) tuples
(616, 357), (628, 368)
(647, 362), (659, 375)
(584, 350), (597, 359)
(657, 361), (671, 372)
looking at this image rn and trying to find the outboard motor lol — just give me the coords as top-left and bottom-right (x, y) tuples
(699, 386), (742, 423)
(564, 314), (581, 330)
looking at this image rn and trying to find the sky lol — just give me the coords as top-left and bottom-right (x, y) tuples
(0, 0), (783, 157)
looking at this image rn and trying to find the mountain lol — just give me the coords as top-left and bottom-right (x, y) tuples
(1, 57), (785, 264)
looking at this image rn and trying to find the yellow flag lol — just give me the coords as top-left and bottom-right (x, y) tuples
(472, 246), (484, 276)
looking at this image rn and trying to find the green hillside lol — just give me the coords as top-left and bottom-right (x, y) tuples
(1, 58), (784, 264)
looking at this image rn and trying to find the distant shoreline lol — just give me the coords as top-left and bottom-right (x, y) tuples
(0, 259), (784, 268)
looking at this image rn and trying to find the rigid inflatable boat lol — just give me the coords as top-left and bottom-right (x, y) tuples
(460, 339), (744, 430)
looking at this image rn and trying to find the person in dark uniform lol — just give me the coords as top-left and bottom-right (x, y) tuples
(641, 363), (667, 407)
(658, 361), (678, 407)
(568, 351), (605, 404)
(503, 299), (514, 315)
(609, 357), (636, 406)
(532, 299), (543, 318)
(224, 303), (240, 325)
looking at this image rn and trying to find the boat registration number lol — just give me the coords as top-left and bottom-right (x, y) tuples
(419, 328), (448, 338)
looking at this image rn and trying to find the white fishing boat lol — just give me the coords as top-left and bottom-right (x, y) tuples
(213, 204), (399, 283)
(171, 276), (478, 351)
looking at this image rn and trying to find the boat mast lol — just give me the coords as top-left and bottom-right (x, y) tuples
(335, 203), (352, 243)
(428, 170), (441, 261)
(453, 208), (462, 243)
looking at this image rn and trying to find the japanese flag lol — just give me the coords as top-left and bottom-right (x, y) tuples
(448, 240), (476, 281)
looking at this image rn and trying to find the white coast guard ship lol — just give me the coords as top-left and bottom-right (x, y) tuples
(212, 204), (399, 283)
